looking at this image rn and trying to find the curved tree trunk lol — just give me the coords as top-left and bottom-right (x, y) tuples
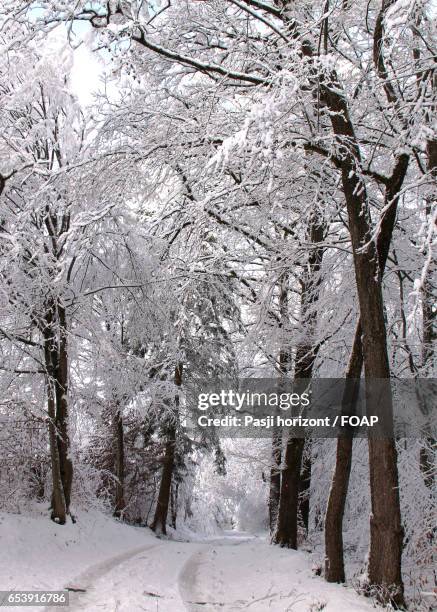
(324, 326), (363, 582)
(319, 74), (405, 605)
(325, 153), (409, 583)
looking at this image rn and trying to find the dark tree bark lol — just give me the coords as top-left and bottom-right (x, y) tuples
(269, 272), (289, 535)
(324, 2), (413, 593)
(299, 440), (311, 534)
(273, 217), (325, 548)
(170, 482), (179, 529)
(273, 436), (305, 548)
(151, 421), (176, 535)
(43, 302), (71, 524)
(324, 327), (362, 583)
(325, 154), (409, 583)
(113, 403), (126, 518)
(46, 374), (67, 524)
(39, 199), (73, 523)
(151, 363), (182, 535)
(318, 72), (405, 604)
(269, 427), (282, 535)
(54, 304), (73, 515)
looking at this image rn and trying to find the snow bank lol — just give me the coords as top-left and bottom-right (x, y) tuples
(0, 506), (154, 594)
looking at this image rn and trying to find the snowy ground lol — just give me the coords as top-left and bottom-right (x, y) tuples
(0, 509), (378, 611)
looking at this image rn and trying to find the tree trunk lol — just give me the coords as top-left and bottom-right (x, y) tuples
(151, 428), (176, 535)
(170, 482), (179, 529)
(299, 440), (311, 534)
(47, 378), (67, 524)
(325, 153), (409, 583)
(269, 273), (289, 535)
(273, 217), (325, 548)
(43, 303), (70, 524)
(54, 304), (73, 515)
(273, 436), (305, 548)
(324, 326), (362, 582)
(113, 404), (126, 518)
(151, 363), (182, 535)
(269, 427), (282, 535)
(320, 76), (405, 605)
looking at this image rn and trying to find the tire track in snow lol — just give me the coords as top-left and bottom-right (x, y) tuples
(44, 542), (164, 612)
(178, 534), (254, 611)
(178, 547), (213, 611)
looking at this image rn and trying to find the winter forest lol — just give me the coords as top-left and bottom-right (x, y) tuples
(0, 1), (435, 611)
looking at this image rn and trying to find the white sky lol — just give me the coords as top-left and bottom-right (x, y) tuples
(67, 21), (106, 107)
(71, 45), (104, 106)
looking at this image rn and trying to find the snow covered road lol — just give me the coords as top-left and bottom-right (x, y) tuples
(44, 531), (376, 611)
(2, 511), (376, 611)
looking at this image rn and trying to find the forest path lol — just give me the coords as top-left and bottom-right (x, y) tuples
(178, 531), (254, 611)
(43, 530), (375, 611)
(177, 533), (376, 611)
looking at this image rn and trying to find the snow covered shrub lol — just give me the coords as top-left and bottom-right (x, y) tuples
(309, 438), (370, 570)
(397, 439), (436, 610)
(0, 410), (49, 513)
(179, 448), (233, 535)
(81, 408), (163, 523)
